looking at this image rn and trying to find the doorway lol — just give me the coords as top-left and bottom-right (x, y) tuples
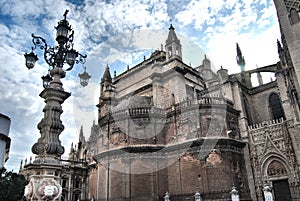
(272, 179), (292, 201)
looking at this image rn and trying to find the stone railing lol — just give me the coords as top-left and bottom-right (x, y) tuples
(100, 96), (232, 122)
(110, 105), (166, 120)
(173, 97), (231, 113)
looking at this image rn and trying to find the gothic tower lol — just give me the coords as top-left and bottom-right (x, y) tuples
(97, 64), (114, 118)
(273, 0), (300, 120)
(165, 24), (182, 61)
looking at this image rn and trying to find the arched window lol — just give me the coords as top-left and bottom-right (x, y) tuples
(290, 8), (300, 24)
(269, 93), (285, 120)
(168, 47), (172, 56)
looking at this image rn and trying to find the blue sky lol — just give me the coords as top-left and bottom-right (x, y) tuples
(0, 0), (280, 171)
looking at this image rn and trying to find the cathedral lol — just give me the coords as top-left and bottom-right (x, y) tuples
(19, 0), (300, 200)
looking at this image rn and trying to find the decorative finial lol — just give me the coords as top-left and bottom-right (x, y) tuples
(169, 24), (174, 30)
(63, 10), (69, 20)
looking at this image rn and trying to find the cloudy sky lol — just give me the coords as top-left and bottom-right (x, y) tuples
(0, 0), (281, 171)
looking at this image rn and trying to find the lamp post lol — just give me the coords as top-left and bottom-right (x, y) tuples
(23, 10), (90, 201)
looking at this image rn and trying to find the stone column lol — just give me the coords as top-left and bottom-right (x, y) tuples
(24, 67), (70, 201)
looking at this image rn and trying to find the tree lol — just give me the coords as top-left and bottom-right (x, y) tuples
(0, 167), (28, 201)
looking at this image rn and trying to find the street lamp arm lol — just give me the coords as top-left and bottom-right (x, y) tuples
(31, 33), (48, 51)
(31, 34), (58, 67)
(77, 52), (87, 64)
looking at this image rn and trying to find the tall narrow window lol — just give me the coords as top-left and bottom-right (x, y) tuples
(269, 93), (285, 120)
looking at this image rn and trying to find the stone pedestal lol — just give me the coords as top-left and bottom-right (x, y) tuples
(24, 163), (63, 201)
(23, 76), (70, 200)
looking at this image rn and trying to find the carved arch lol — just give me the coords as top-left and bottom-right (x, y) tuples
(260, 153), (291, 179)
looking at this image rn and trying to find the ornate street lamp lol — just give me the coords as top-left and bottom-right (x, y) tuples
(23, 10), (89, 201)
(24, 10), (90, 84)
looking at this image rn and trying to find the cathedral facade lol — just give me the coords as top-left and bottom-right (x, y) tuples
(87, 25), (252, 200)
(19, 0), (300, 200)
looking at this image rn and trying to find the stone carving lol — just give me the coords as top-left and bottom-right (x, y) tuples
(267, 160), (288, 176)
(24, 181), (34, 201)
(36, 179), (61, 200)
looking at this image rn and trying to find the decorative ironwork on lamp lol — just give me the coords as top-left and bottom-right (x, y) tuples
(24, 9), (90, 87)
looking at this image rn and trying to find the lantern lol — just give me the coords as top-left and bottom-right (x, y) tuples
(41, 73), (53, 88)
(55, 20), (71, 44)
(24, 52), (38, 69)
(66, 49), (78, 66)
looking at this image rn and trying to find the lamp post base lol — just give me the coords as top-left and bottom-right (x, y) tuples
(23, 162), (63, 201)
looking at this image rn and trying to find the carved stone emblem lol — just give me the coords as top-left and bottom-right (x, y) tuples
(35, 179), (61, 200)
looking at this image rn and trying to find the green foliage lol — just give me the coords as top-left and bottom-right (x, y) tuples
(0, 167), (28, 201)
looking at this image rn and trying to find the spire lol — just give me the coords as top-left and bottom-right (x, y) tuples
(70, 142), (74, 153)
(165, 24), (182, 60)
(101, 64), (112, 83)
(20, 160), (23, 170)
(166, 24), (180, 45)
(79, 125), (85, 143)
(277, 39), (286, 67)
(236, 43), (245, 72)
